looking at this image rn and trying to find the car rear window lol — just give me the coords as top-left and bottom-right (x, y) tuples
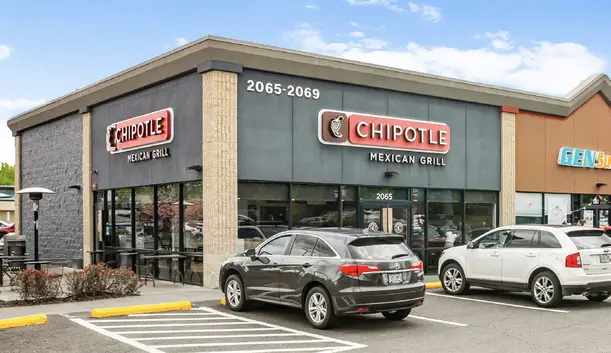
(565, 229), (611, 249)
(348, 237), (414, 260)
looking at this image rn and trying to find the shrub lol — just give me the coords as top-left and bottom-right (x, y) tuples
(13, 269), (61, 301)
(65, 263), (142, 299)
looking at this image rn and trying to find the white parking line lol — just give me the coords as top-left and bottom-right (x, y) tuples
(97, 322), (251, 328)
(88, 317), (233, 322)
(114, 327), (278, 335)
(134, 333), (301, 341)
(128, 313), (216, 317)
(70, 318), (163, 353)
(410, 315), (468, 327)
(426, 292), (570, 313)
(151, 339), (332, 349)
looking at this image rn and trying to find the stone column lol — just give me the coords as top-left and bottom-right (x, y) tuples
(14, 134), (21, 236)
(81, 108), (93, 267)
(500, 105), (517, 226)
(198, 61), (242, 289)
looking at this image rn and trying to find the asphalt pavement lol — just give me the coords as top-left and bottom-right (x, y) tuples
(4, 288), (611, 352)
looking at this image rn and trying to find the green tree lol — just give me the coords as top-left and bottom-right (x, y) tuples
(0, 163), (14, 186)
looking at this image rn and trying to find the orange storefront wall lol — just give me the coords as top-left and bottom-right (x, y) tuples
(516, 94), (611, 194)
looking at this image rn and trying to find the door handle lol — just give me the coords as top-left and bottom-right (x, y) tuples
(490, 252), (500, 257)
(526, 253), (537, 258)
(302, 263), (312, 268)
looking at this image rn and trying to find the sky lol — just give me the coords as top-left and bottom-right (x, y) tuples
(2, 0), (611, 165)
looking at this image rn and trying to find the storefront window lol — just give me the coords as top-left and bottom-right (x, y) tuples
(359, 187), (409, 201)
(292, 184), (339, 229)
(427, 190), (462, 273)
(342, 186), (357, 228)
(577, 194), (611, 228)
(114, 189), (132, 250)
(465, 191), (497, 243)
(544, 194), (571, 225)
(183, 181), (203, 252)
(515, 193), (543, 224)
(105, 190), (112, 248)
(135, 187), (154, 250)
(410, 188), (425, 262)
(238, 182), (289, 252)
(157, 184), (179, 251)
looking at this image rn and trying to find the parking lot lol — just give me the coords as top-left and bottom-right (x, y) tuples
(4, 287), (611, 352)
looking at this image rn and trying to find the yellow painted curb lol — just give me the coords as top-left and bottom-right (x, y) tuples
(91, 301), (192, 318)
(220, 297), (226, 305)
(0, 314), (48, 329)
(426, 281), (442, 289)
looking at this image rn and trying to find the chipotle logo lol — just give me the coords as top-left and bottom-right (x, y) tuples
(106, 108), (174, 154)
(318, 109), (450, 154)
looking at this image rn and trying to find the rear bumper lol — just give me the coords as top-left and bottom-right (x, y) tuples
(563, 281), (611, 295)
(333, 283), (426, 315)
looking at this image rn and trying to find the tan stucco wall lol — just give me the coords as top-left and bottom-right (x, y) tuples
(500, 110), (517, 226)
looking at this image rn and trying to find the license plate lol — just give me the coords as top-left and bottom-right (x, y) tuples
(388, 273), (403, 284)
(601, 254), (611, 263)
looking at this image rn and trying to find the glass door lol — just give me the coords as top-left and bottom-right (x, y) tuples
(358, 202), (412, 247)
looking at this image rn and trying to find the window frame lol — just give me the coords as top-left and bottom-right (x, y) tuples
(537, 230), (563, 249)
(504, 229), (539, 249)
(287, 234), (319, 257)
(473, 229), (512, 249)
(257, 234), (295, 256)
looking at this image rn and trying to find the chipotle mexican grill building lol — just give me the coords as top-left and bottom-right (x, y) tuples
(8, 35), (556, 288)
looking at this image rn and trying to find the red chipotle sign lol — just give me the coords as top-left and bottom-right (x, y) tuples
(318, 109), (450, 154)
(106, 108), (174, 154)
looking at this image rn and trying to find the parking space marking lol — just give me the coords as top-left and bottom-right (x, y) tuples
(69, 306), (367, 353)
(426, 292), (570, 313)
(410, 315), (468, 327)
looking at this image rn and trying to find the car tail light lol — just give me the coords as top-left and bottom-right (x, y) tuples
(338, 264), (380, 276)
(410, 260), (423, 272)
(565, 253), (582, 268)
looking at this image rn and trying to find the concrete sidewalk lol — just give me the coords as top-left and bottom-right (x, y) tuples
(0, 281), (221, 319)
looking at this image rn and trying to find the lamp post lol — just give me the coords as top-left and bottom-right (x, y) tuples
(16, 187), (55, 270)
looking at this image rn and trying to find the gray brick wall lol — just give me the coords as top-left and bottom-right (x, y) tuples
(20, 114), (83, 264)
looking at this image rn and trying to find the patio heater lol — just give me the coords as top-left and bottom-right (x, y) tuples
(16, 187), (55, 270)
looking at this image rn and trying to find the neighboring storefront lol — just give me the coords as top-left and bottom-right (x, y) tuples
(515, 89), (611, 228)
(13, 36), (603, 288)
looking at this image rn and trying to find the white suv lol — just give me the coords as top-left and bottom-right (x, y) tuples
(438, 225), (611, 307)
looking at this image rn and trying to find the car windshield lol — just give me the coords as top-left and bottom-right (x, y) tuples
(565, 229), (611, 249)
(348, 236), (414, 260)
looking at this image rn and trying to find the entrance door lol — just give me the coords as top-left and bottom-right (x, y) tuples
(584, 207), (610, 228)
(358, 202), (413, 248)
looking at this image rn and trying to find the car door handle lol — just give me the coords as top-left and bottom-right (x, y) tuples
(490, 252), (500, 257)
(302, 263), (312, 268)
(526, 253), (537, 258)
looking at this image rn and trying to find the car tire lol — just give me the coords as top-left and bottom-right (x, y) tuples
(304, 286), (336, 330)
(530, 271), (562, 308)
(224, 274), (249, 311)
(441, 263), (470, 295)
(382, 309), (411, 321)
(586, 293), (610, 302)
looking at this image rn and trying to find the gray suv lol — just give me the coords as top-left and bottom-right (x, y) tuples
(219, 228), (425, 329)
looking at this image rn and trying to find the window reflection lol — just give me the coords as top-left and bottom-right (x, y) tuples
(292, 184), (339, 229)
(465, 191), (497, 243)
(427, 190), (462, 273)
(341, 186), (357, 228)
(135, 187), (154, 250)
(411, 189), (425, 262)
(114, 189), (132, 250)
(183, 181), (203, 252)
(515, 193), (543, 224)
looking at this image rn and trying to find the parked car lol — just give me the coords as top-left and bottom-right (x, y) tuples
(219, 228), (425, 329)
(438, 225), (611, 307)
(0, 221), (15, 237)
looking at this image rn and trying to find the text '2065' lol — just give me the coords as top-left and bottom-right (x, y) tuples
(246, 80), (320, 99)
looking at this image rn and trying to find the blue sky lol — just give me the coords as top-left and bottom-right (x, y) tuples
(2, 0), (611, 164)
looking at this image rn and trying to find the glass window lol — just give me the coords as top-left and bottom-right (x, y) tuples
(114, 189), (132, 250)
(238, 182), (289, 252)
(474, 229), (511, 249)
(348, 237), (413, 260)
(259, 235), (292, 256)
(105, 190), (112, 247)
(539, 231), (562, 248)
(565, 229), (611, 249)
(411, 188), (425, 261)
(157, 184), (179, 252)
(135, 187), (154, 250)
(506, 229), (538, 248)
(544, 194), (571, 225)
(516, 193), (543, 224)
(465, 191), (497, 245)
(359, 187), (409, 201)
(292, 184), (339, 228)
(312, 239), (336, 257)
(341, 186), (357, 228)
(183, 181), (203, 252)
(427, 190), (462, 272)
(289, 235), (317, 256)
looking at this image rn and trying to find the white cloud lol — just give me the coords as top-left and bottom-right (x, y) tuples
(283, 26), (606, 97)
(175, 38), (189, 47)
(476, 31), (513, 50)
(407, 2), (442, 22)
(346, 0), (405, 13)
(0, 98), (46, 165)
(0, 45), (10, 60)
(305, 3), (319, 9)
(350, 31), (366, 38)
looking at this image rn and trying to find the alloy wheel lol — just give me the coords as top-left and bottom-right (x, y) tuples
(226, 279), (242, 307)
(308, 292), (327, 324)
(533, 276), (554, 304)
(444, 268), (463, 292)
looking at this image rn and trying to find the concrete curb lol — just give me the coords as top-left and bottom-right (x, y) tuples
(90, 301), (192, 318)
(0, 314), (48, 330)
(426, 281), (442, 289)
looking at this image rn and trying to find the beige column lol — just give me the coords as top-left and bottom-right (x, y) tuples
(82, 110), (93, 267)
(200, 61), (241, 288)
(500, 106), (517, 226)
(14, 135), (21, 235)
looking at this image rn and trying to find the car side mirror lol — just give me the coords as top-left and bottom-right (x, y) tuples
(245, 248), (257, 260)
(467, 241), (474, 249)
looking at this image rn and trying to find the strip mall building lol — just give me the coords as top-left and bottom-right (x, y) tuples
(7, 36), (611, 288)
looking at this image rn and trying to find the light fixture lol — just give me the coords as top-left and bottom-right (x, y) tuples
(384, 171), (399, 178)
(186, 165), (202, 172)
(596, 182), (607, 188)
(68, 185), (81, 190)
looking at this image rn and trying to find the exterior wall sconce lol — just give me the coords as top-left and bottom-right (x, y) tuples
(596, 182), (607, 188)
(384, 171), (399, 178)
(186, 165), (203, 172)
(68, 185), (81, 190)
